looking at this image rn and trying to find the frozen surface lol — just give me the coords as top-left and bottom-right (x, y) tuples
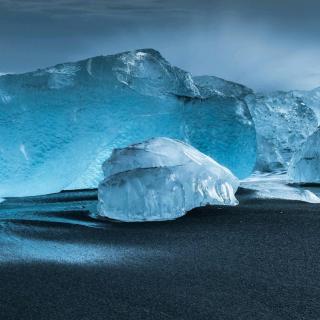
(241, 172), (320, 204)
(246, 92), (318, 171)
(288, 128), (320, 184)
(0, 49), (256, 197)
(98, 138), (239, 222)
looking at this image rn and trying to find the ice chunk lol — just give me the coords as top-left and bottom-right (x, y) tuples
(246, 92), (318, 171)
(241, 172), (320, 203)
(288, 128), (320, 184)
(98, 138), (239, 222)
(0, 49), (256, 197)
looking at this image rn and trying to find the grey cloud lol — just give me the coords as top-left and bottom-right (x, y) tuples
(0, 0), (192, 17)
(0, 0), (320, 91)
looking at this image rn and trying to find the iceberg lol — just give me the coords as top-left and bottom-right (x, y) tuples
(288, 128), (320, 184)
(97, 137), (239, 222)
(245, 91), (318, 171)
(0, 49), (256, 197)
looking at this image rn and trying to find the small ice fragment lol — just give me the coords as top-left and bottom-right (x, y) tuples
(241, 172), (320, 204)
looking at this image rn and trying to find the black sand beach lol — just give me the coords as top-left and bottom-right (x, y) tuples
(1, 189), (320, 320)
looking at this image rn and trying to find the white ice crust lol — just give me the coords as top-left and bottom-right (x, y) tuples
(98, 138), (239, 222)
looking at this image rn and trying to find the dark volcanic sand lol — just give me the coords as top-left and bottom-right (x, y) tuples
(1, 189), (320, 320)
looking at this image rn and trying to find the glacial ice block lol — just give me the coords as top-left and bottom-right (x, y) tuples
(0, 49), (256, 197)
(288, 128), (320, 184)
(98, 138), (239, 222)
(245, 92), (318, 171)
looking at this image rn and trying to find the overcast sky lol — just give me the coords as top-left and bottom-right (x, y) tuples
(1, 0), (320, 91)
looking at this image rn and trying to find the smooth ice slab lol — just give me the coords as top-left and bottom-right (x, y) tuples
(98, 138), (239, 222)
(0, 49), (256, 197)
(288, 128), (320, 184)
(246, 92), (318, 171)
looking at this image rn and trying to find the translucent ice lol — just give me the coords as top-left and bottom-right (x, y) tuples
(183, 76), (256, 178)
(193, 79), (319, 174)
(0, 49), (256, 197)
(246, 92), (318, 171)
(288, 128), (320, 184)
(98, 138), (239, 222)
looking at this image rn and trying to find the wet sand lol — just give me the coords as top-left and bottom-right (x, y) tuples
(1, 189), (320, 319)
